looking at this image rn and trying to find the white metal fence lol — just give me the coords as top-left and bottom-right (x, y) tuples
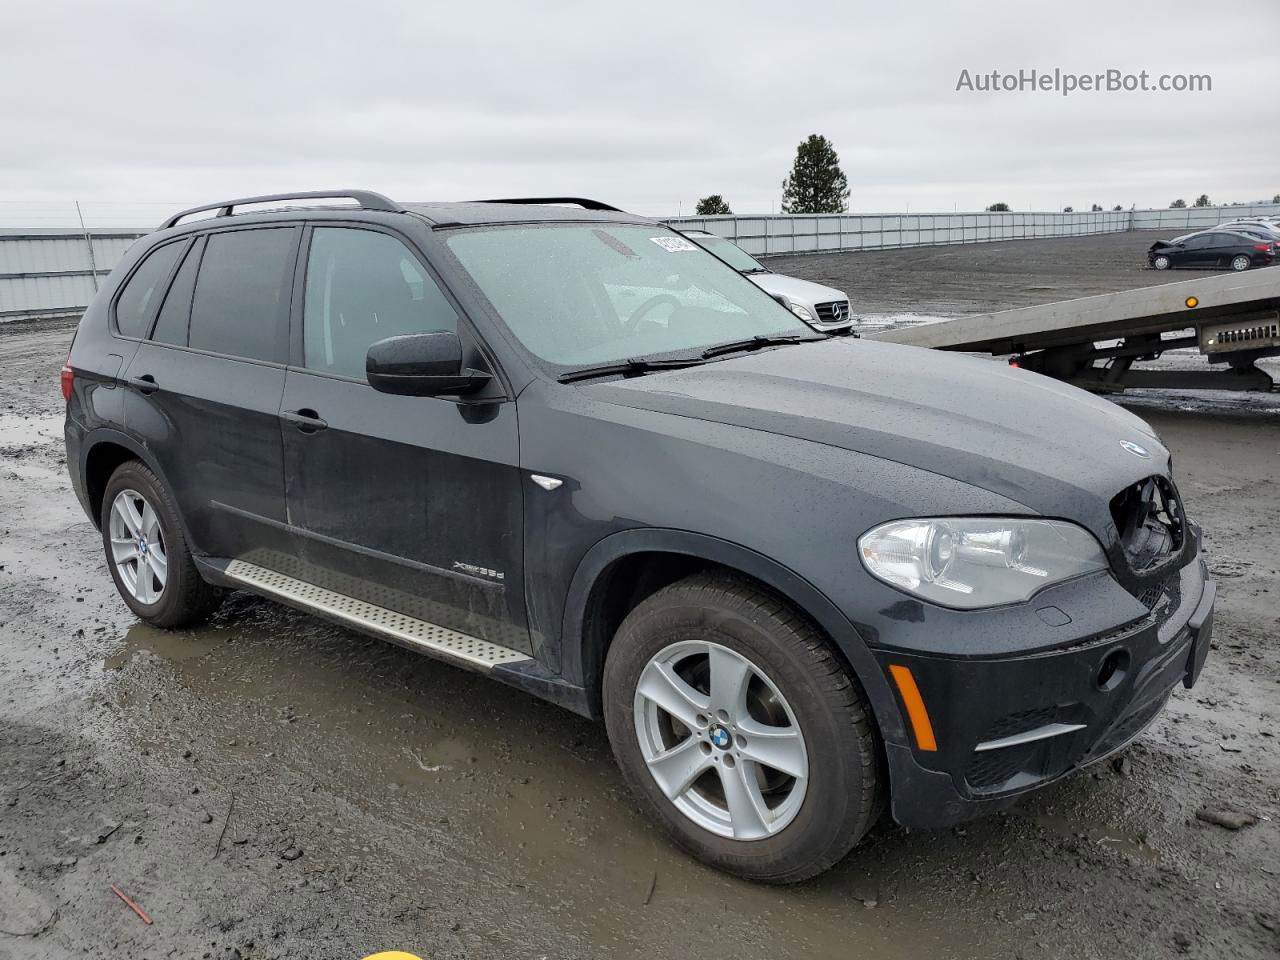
(664, 203), (1280, 257)
(2, 203), (1278, 322)
(0, 228), (146, 321)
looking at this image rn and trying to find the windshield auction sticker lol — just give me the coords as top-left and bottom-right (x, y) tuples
(650, 236), (698, 252)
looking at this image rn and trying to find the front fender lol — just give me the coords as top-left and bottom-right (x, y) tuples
(558, 527), (908, 747)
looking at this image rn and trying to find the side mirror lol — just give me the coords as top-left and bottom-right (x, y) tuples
(366, 332), (491, 397)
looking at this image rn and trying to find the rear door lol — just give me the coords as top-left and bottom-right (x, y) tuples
(278, 224), (528, 652)
(122, 225), (299, 561)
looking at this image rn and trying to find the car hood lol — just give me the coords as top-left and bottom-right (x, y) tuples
(580, 338), (1167, 535)
(747, 272), (847, 306)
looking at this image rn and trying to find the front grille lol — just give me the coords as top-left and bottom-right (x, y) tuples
(814, 300), (850, 324)
(1110, 475), (1185, 573)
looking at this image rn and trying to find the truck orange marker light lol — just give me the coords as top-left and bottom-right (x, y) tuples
(889, 665), (938, 752)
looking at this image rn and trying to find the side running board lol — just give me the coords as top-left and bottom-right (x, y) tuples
(223, 559), (531, 671)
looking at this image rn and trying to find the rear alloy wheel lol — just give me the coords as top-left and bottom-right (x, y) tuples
(108, 489), (168, 605)
(604, 572), (882, 883)
(1152, 255), (1171, 270)
(100, 460), (224, 627)
(1230, 255), (1251, 272)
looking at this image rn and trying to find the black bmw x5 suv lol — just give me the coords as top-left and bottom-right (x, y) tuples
(64, 191), (1215, 882)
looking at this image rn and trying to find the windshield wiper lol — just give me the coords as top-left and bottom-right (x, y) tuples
(700, 334), (817, 359)
(557, 356), (708, 384)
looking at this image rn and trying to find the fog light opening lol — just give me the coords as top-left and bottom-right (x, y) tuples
(1097, 649), (1131, 691)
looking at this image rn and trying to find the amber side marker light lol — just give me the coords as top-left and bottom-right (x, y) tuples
(888, 664), (938, 752)
(1185, 296), (1199, 309)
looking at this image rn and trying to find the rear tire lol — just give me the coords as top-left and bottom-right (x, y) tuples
(603, 572), (882, 883)
(100, 461), (224, 628)
(1152, 255), (1171, 270)
(1230, 255), (1251, 272)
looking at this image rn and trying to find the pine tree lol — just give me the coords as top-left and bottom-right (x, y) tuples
(695, 195), (732, 216)
(781, 135), (849, 214)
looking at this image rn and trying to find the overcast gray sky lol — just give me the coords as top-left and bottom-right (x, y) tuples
(2, 0), (1277, 225)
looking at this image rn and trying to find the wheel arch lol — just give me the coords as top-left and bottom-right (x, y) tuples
(80, 430), (182, 535)
(559, 528), (907, 747)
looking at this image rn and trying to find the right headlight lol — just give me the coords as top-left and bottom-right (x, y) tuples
(857, 517), (1108, 609)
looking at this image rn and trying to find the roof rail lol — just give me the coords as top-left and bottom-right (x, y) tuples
(475, 197), (623, 212)
(159, 190), (403, 230)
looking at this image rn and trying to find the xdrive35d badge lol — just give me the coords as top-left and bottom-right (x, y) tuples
(64, 190), (1216, 883)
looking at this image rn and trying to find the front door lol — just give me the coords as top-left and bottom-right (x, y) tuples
(279, 224), (528, 652)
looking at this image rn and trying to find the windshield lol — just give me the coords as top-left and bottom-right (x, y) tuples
(687, 234), (767, 273)
(445, 224), (811, 369)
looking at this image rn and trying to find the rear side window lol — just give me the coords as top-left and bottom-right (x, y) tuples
(302, 227), (457, 380)
(151, 240), (202, 346)
(189, 228), (295, 362)
(114, 242), (183, 338)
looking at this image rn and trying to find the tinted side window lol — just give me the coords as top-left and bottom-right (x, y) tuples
(1182, 235), (1210, 250)
(114, 242), (183, 338)
(151, 239), (202, 346)
(303, 227), (457, 380)
(189, 228), (295, 362)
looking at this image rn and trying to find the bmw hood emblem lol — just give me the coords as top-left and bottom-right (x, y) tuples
(1120, 440), (1151, 459)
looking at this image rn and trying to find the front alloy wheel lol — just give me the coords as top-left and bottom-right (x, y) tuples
(108, 489), (168, 604)
(634, 639), (808, 840)
(604, 573), (882, 883)
(1152, 255), (1171, 270)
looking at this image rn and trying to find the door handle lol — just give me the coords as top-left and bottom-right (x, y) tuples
(281, 408), (328, 433)
(127, 374), (159, 395)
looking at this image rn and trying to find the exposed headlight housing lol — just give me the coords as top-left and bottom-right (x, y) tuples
(857, 518), (1108, 609)
(788, 301), (815, 321)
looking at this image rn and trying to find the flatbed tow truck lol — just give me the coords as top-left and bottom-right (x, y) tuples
(869, 268), (1280, 393)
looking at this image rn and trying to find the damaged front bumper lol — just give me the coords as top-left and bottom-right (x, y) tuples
(878, 553), (1215, 829)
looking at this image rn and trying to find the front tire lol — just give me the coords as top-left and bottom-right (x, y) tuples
(101, 461), (224, 627)
(603, 573), (882, 883)
(1152, 255), (1171, 270)
(1230, 255), (1251, 272)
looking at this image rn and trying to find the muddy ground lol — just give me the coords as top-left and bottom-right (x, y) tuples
(2, 234), (1278, 960)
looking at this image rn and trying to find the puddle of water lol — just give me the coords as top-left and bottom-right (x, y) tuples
(104, 621), (229, 668)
